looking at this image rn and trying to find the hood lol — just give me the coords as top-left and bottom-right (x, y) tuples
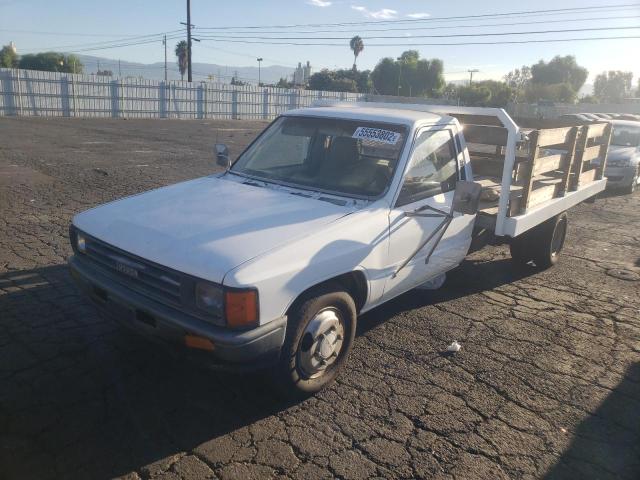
(608, 145), (639, 162)
(73, 175), (352, 283)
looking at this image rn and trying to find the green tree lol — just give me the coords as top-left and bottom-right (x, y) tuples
(18, 52), (82, 73)
(276, 77), (293, 88)
(579, 94), (599, 104)
(370, 57), (397, 95)
(593, 70), (634, 103)
(530, 55), (588, 93)
(308, 69), (356, 92)
(371, 51), (444, 97)
(524, 82), (576, 104)
(307, 68), (370, 93)
(504, 65), (531, 102)
(458, 85), (492, 106)
(476, 80), (513, 107)
(175, 40), (188, 80)
(349, 36), (364, 71)
(231, 75), (248, 86)
(444, 80), (512, 107)
(0, 44), (18, 68)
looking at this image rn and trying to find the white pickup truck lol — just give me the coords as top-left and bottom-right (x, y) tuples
(69, 103), (611, 395)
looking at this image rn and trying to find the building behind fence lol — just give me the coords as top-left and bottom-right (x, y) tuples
(2, 68), (638, 120)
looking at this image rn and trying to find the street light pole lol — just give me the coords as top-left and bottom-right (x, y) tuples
(257, 57), (263, 86)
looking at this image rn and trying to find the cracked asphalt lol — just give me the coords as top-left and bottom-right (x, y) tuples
(1, 117), (639, 480)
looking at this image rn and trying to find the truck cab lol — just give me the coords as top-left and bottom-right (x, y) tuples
(69, 103), (610, 395)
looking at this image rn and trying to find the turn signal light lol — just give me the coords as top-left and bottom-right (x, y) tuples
(184, 334), (215, 351)
(225, 289), (258, 328)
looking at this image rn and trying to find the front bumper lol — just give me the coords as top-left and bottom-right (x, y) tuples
(68, 255), (286, 370)
(604, 166), (637, 188)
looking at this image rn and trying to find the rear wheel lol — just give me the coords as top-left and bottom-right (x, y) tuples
(510, 212), (568, 269)
(274, 285), (356, 397)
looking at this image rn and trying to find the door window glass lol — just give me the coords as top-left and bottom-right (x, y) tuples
(396, 129), (458, 206)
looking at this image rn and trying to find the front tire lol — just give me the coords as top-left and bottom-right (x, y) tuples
(274, 285), (356, 397)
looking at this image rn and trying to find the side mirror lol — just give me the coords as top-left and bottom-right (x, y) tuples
(452, 181), (482, 215)
(215, 144), (230, 169)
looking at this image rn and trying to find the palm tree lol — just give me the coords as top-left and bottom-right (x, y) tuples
(175, 41), (188, 80)
(349, 36), (364, 72)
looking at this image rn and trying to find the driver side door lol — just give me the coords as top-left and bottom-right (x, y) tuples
(382, 126), (475, 300)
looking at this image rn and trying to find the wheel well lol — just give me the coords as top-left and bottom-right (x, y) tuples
(288, 271), (368, 315)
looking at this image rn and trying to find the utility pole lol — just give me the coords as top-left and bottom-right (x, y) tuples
(468, 69), (479, 85)
(118, 59), (121, 77)
(186, 0), (192, 82)
(163, 35), (167, 81)
(397, 56), (402, 96)
(257, 57), (263, 86)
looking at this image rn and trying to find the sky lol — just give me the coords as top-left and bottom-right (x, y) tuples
(1, 0), (639, 85)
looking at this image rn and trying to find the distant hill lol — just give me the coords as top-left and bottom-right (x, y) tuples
(74, 54), (295, 85)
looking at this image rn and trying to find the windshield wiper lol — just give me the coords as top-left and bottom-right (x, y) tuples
(242, 180), (264, 187)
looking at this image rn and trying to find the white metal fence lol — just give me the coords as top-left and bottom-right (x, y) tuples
(0, 68), (368, 120)
(4, 68), (636, 121)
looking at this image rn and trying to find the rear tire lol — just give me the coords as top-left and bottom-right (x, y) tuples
(510, 212), (568, 269)
(509, 234), (533, 266)
(273, 285), (357, 397)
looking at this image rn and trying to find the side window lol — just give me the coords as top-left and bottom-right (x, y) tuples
(396, 129), (458, 206)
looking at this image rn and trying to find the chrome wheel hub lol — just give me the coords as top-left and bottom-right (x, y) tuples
(297, 308), (345, 379)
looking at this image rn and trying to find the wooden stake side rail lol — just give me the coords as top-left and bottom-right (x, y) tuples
(519, 122), (610, 213)
(468, 122), (611, 218)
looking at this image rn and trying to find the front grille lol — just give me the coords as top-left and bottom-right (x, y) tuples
(82, 235), (182, 306)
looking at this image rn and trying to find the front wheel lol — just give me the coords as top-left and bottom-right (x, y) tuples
(274, 285), (357, 397)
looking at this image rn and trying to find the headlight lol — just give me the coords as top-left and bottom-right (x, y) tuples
(76, 232), (87, 253)
(195, 281), (224, 316)
(195, 282), (258, 328)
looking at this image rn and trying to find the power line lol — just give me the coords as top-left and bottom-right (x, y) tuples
(194, 25), (640, 41)
(192, 14), (640, 35)
(196, 43), (297, 68)
(48, 35), (184, 54)
(0, 28), (183, 38)
(196, 35), (640, 47)
(22, 31), (183, 53)
(194, 3), (640, 29)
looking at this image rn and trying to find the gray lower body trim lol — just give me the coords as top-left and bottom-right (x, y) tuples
(69, 255), (286, 367)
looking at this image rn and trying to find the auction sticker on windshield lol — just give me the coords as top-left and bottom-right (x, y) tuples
(352, 127), (401, 145)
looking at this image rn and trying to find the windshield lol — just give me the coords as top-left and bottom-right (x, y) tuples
(611, 125), (640, 147)
(231, 116), (407, 197)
